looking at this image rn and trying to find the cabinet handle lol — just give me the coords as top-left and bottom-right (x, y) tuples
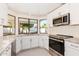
(71, 44), (79, 48)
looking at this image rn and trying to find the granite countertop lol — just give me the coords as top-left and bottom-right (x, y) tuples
(0, 35), (15, 54)
(0, 34), (48, 54)
(17, 34), (48, 37)
(49, 34), (79, 45)
(65, 38), (79, 45)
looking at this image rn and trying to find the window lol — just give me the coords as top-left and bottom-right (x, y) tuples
(39, 19), (47, 34)
(29, 19), (38, 34)
(3, 14), (16, 35)
(18, 17), (38, 34)
(18, 17), (29, 34)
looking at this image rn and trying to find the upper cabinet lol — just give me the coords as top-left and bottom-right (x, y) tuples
(0, 3), (8, 25)
(70, 4), (79, 25)
(54, 4), (70, 16)
(47, 4), (70, 27)
(47, 3), (79, 27)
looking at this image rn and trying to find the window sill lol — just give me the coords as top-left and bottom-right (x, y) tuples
(3, 33), (15, 36)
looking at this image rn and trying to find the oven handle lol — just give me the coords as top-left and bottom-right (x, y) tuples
(49, 38), (64, 43)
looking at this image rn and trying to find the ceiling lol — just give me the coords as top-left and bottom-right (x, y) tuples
(7, 3), (63, 16)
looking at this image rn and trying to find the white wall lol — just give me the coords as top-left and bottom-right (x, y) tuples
(0, 4), (8, 36)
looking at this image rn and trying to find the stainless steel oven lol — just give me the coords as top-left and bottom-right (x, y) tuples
(49, 37), (64, 55)
(49, 34), (73, 56)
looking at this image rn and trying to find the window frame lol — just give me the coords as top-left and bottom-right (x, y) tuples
(18, 17), (29, 34)
(18, 17), (38, 34)
(29, 18), (38, 34)
(3, 14), (16, 35)
(39, 19), (47, 34)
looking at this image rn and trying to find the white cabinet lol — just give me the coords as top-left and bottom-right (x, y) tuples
(70, 4), (79, 25)
(22, 36), (30, 50)
(47, 3), (79, 26)
(43, 37), (49, 50)
(0, 44), (11, 56)
(15, 37), (22, 53)
(55, 3), (70, 16)
(38, 37), (44, 48)
(21, 35), (49, 50)
(60, 3), (79, 25)
(22, 36), (38, 50)
(47, 4), (70, 27)
(38, 36), (49, 50)
(15, 35), (49, 53)
(15, 36), (31, 53)
(65, 41), (79, 56)
(0, 3), (8, 25)
(31, 36), (38, 48)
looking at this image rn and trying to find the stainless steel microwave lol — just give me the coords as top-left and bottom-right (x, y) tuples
(53, 13), (70, 26)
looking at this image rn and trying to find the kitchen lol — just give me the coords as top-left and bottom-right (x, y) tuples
(0, 3), (79, 56)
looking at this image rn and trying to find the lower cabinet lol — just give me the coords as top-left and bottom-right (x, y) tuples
(65, 41), (79, 56)
(38, 36), (49, 50)
(15, 35), (49, 54)
(38, 37), (44, 48)
(22, 36), (31, 50)
(31, 36), (38, 48)
(0, 44), (11, 56)
(43, 38), (49, 50)
(0, 35), (49, 55)
(15, 37), (22, 53)
(22, 36), (39, 49)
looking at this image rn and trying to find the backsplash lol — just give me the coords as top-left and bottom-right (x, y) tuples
(49, 25), (79, 38)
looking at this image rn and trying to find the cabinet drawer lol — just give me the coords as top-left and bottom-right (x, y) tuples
(65, 45), (79, 56)
(65, 41), (79, 51)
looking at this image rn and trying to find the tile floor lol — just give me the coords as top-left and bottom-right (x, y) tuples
(17, 48), (51, 56)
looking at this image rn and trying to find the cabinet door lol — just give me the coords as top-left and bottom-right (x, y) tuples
(15, 37), (22, 53)
(65, 45), (79, 56)
(22, 36), (30, 50)
(31, 36), (38, 48)
(38, 36), (49, 49)
(70, 4), (79, 25)
(65, 41), (79, 56)
(43, 37), (49, 50)
(38, 36), (44, 48)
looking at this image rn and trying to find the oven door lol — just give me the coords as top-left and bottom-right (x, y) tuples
(49, 39), (64, 55)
